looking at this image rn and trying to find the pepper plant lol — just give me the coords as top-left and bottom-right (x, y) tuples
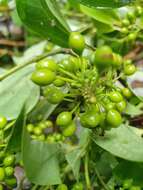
(0, 0), (143, 190)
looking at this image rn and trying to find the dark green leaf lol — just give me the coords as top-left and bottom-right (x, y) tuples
(93, 125), (143, 162)
(6, 106), (26, 152)
(114, 161), (143, 186)
(16, 0), (70, 47)
(0, 65), (40, 120)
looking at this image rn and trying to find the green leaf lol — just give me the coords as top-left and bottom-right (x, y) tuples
(65, 128), (90, 179)
(0, 65), (40, 120)
(127, 71), (143, 101)
(124, 102), (143, 117)
(42, 0), (70, 31)
(22, 127), (61, 185)
(114, 161), (143, 186)
(13, 41), (47, 65)
(73, 0), (133, 8)
(6, 107), (26, 153)
(16, 0), (70, 47)
(93, 125), (143, 162)
(80, 5), (120, 26)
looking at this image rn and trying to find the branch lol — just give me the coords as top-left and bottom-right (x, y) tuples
(0, 39), (25, 47)
(0, 48), (77, 81)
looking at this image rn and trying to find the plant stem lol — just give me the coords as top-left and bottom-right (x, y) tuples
(58, 68), (79, 80)
(71, 102), (80, 114)
(3, 121), (15, 131)
(0, 48), (76, 81)
(63, 98), (74, 102)
(94, 166), (109, 190)
(84, 153), (91, 190)
(57, 76), (79, 85)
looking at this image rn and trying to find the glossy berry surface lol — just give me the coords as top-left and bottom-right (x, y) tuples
(56, 112), (72, 126)
(109, 91), (123, 103)
(36, 58), (58, 71)
(31, 69), (56, 86)
(106, 109), (122, 127)
(69, 32), (85, 54)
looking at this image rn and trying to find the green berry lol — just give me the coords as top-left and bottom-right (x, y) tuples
(122, 88), (132, 98)
(106, 109), (122, 127)
(123, 179), (133, 189)
(31, 69), (56, 86)
(33, 127), (43, 136)
(56, 112), (72, 127)
(0, 184), (3, 190)
(116, 100), (127, 112)
(128, 33), (137, 41)
(53, 78), (65, 87)
(44, 86), (64, 104)
(129, 186), (141, 190)
(72, 183), (83, 190)
(122, 19), (130, 26)
(57, 184), (68, 190)
(36, 58), (58, 71)
(0, 168), (5, 181)
(27, 124), (34, 133)
(80, 112), (100, 128)
(124, 64), (136, 75)
(5, 177), (17, 188)
(37, 134), (45, 141)
(121, 27), (128, 34)
(112, 53), (123, 67)
(62, 121), (76, 137)
(0, 116), (7, 129)
(47, 135), (55, 143)
(109, 91), (123, 103)
(94, 46), (113, 69)
(4, 167), (14, 177)
(69, 32), (85, 54)
(3, 155), (15, 166)
(44, 120), (53, 128)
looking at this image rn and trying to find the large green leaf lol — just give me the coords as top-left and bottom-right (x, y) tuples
(22, 127), (61, 185)
(114, 161), (143, 186)
(0, 65), (40, 120)
(6, 107), (26, 153)
(73, 0), (133, 8)
(16, 0), (70, 47)
(93, 125), (143, 162)
(80, 5), (120, 33)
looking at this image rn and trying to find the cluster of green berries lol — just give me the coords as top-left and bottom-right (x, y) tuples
(117, 179), (141, 190)
(31, 32), (136, 131)
(57, 182), (83, 190)
(0, 153), (17, 189)
(27, 118), (76, 143)
(120, 6), (143, 41)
